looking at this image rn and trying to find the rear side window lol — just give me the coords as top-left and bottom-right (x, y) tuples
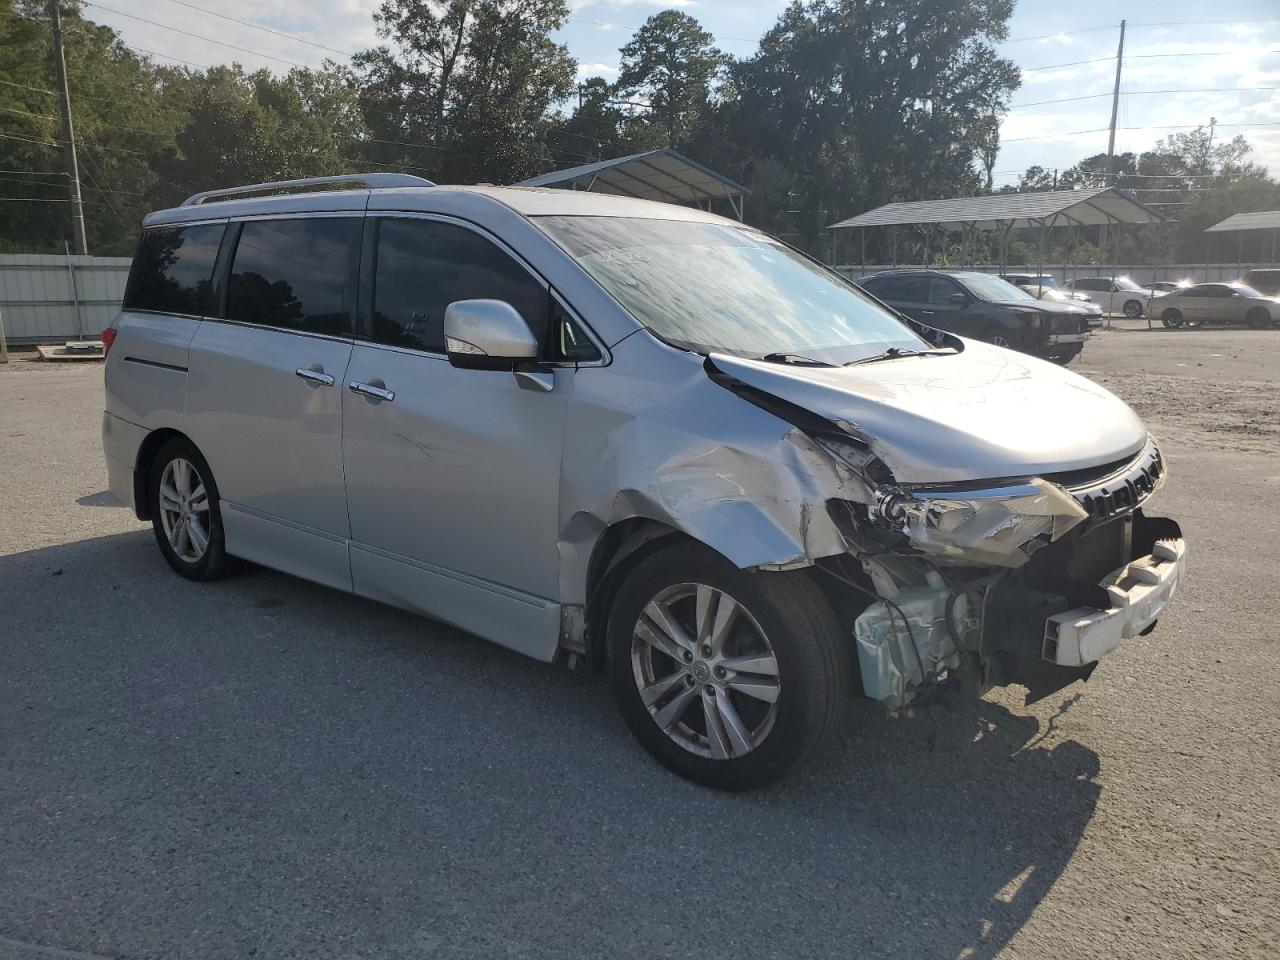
(124, 223), (225, 316)
(372, 218), (548, 353)
(226, 218), (358, 335)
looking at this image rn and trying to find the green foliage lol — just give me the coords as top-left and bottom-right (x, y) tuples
(616, 11), (722, 149)
(352, 0), (576, 183)
(4, 0), (1274, 268)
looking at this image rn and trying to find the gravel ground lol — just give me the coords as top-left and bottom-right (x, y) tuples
(1, 330), (1277, 960)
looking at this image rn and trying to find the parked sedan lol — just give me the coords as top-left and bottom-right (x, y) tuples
(860, 269), (1094, 363)
(1065, 276), (1158, 317)
(1144, 280), (1193, 294)
(1003, 273), (1094, 304)
(1156, 282), (1280, 328)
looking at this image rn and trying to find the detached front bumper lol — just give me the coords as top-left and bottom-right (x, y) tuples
(1043, 537), (1186, 667)
(1047, 333), (1090, 345)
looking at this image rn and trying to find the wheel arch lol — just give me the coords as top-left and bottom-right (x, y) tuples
(132, 427), (194, 520)
(583, 519), (724, 672)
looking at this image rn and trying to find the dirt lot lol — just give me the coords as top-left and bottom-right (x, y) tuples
(1, 327), (1277, 960)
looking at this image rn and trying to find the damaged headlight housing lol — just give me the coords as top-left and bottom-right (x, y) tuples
(876, 478), (1088, 567)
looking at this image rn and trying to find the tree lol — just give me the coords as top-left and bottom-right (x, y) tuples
(975, 111), (1001, 192)
(617, 11), (722, 148)
(352, 0), (576, 183)
(718, 0), (1020, 250)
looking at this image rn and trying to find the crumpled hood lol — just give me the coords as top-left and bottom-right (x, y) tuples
(710, 341), (1148, 484)
(992, 298), (1090, 316)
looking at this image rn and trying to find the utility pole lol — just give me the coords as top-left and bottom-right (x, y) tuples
(1101, 20), (1125, 260)
(1104, 20), (1126, 186)
(48, 0), (88, 255)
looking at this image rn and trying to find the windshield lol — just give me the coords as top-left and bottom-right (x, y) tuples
(1114, 276), (1144, 291)
(958, 274), (1037, 302)
(535, 216), (927, 363)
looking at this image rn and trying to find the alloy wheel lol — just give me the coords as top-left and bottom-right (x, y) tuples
(630, 583), (780, 760)
(158, 457), (211, 563)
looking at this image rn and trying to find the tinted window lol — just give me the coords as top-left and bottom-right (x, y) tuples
(1198, 285), (1232, 298)
(226, 218), (358, 335)
(927, 277), (963, 304)
(881, 276), (930, 302)
(1073, 278), (1106, 292)
(372, 218), (548, 353)
(124, 223), (224, 316)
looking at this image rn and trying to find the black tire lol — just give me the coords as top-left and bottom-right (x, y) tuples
(1161, 308), (1184, 329)
(1123, 299), (1144, 318)
(985, 329), (1015, 349)
(1245, 307), (1270, 329)
(607, 542), (850, 791)
(148, 437), (231, 580)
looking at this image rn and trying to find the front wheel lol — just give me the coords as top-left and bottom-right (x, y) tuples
(1123, 299), (1144, 318)
(985, 331), (1014, 348)
(149, 437), (231, 580)
(607, 543), (849, 791)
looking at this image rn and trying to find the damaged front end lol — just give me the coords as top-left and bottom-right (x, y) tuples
(821, 438), (1185, 710)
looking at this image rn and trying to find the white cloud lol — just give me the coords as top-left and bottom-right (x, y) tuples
(575, 62), (621, 82)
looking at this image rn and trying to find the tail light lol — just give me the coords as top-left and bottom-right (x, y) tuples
(101, 327), (117, 356)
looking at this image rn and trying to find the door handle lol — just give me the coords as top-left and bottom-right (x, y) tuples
(295, 367), (335, 386)
(920, 310), (935, 315)
(348, 380), (395, 402)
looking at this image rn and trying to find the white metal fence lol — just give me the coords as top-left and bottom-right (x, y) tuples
(830, 262), (1276, 284)
(0, 253), (132, 344)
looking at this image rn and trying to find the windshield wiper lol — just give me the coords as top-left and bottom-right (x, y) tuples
(844, 346), (943, 366)
(758, 352), (836, 367)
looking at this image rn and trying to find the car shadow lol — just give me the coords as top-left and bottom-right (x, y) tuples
(0, 530), (1100, 960)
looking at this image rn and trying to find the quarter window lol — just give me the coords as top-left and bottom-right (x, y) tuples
(226, 218), (358, 335)
(124, 223), (225, 316)
(372, 218), (548, 353)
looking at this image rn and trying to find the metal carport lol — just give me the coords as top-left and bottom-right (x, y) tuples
(519, 149), (749, 220)
(1204, 210), (1280, 269)
(827, 187), (1166, 272)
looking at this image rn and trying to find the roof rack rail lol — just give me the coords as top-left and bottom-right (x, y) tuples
(180, 173), (434, 207)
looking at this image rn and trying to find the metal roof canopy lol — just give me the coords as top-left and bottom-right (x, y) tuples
(1205, 210), (1280, 232)
(519, 148), (749, 220)
(828, 186), (1166, 232)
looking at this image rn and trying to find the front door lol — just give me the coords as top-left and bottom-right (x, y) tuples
(186, 215), (361, 590)
(341, 215), (568, 660)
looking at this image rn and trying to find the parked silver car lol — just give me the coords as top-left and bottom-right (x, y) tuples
(102, 174), (1186, 789)
(1156, 282), (1280, 328)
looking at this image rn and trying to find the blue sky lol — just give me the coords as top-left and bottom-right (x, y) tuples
(84, 0), (1280, 186)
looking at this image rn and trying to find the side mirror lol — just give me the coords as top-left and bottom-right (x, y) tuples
(444, 299), (538, 371)
(948, 292), (968, 305)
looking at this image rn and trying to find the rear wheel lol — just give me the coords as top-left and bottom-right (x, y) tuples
(1123, 299), (1144, 318)
(607, 543), (849, 791)
(1245, 307), (1271, 329)
(149, 437), (230, 580)
(1161, 308), (1184, 329)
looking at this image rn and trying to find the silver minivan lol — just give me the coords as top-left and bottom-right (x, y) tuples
(103, 174), (1186, 790)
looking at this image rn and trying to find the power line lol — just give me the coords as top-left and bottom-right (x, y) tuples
(151, 0), (355, 59)
(0, 104), (61, 123)
(1022, 56), (1115, 72)
(1002, 120), (1280, 143)
(1006, 25), (1118, 43)
(1011, 86), (1280, 109)
(80, 2), (314, 69)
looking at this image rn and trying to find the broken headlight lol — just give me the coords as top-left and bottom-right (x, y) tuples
(875, 478), (1088, 567)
